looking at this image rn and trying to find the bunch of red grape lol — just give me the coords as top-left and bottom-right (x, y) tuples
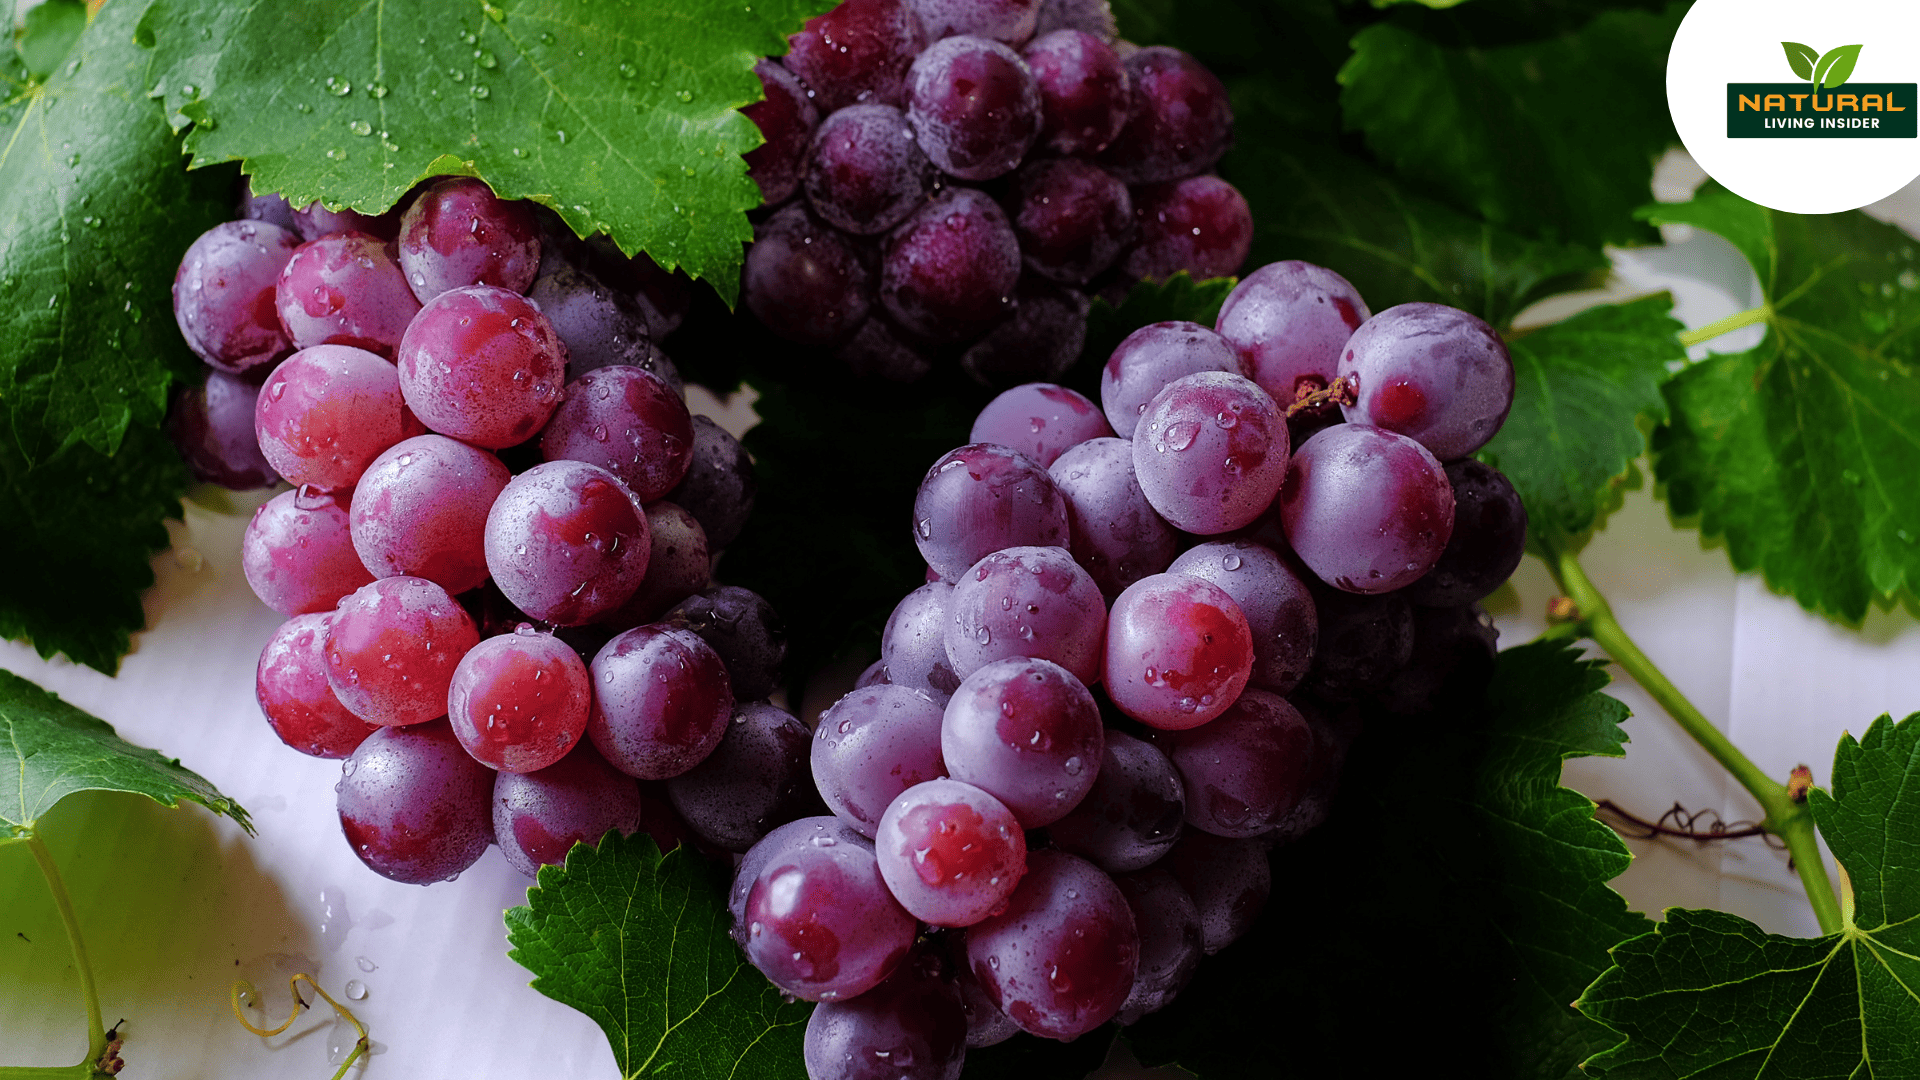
(737, 0), (1250, 384)
(171, 177), (793, 885)
(729, 257), (1529, 1077)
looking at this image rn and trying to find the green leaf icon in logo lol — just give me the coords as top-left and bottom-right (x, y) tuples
(1783, 41), (1818, 80)
(1815, 43), (1864, 88)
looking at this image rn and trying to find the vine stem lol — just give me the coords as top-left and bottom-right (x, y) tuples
(1677, 304), (1771, 348)
(1552, 547), (1846, 936)
(24, 831), (108, 1069)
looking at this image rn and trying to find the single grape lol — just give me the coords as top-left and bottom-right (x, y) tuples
(1102, 573), (1253, 729)
(661, 585), (787, 701)
(906, 36), (1041, 181)
(666, 701), (817, 852)
(839, 316), (937, 383)
(1338, 303), (1515, 461)
(943, 932), (1021, 1047)
(242, 487), (375, 616)
(1278, 423), (1454, 594)
(446, 625), (593, 773)
(168, 370), (278, 490)
(274, 232), (422, 359)
(337, 720), (495, 884)
(969, 383), (1112, 468)
(956, 277), (1090, 388)
(608, 502), (710, 626)
(785, 0), (929, 112)
(1406, 460), (1527, 607)
(484, 460), (652, 625)
(1008, 158), (1133, 286)
(876, 778), (1027, 926)
(744, 204), (873, 346)
(350, 434), (511, 595)
(813, 684), (950, 837)
(540, 365), (695, 502)
(325, 576), (480, 726)
(1121, 175), (1253, 283)
(912, 0), (1039, 44)
(804, 104), (932, 236)
(396, 177), (541, 301)
(1377, 603), (1498, 717)
(1024, 30), (1128, 155)
(492, 742), (646, 878)
(944, 546), (1106, 686)
(1096, 46), (1233, 184)
(964, 849), (1137, 1039)
(1215, 261), (1370, 408)
(173, 220), (298, 377)
(588, 625), (734, 779)
(803, 952), (970, 1080)
(238, 180), (300, 233)
(1045, 729), (1184, 873)
(1113, 868), (1202, 1024)
(256, 613), (381, 758)
(941, 657), (1102, 827)
(1165, 831), (1268, 953)
(742, 820), (918, 1001)
(882, 582), (963, 698)
(1154, 689), (1314, 838)
(1047, 437), (1179, 600)
(1166, 540), (1316, 694)
(912, 443), (1070, 581)
(395, 285), (567, 449)
(1132, 370), (1289, 534)
(666, 415), (757, 549)
(1098, 320), (1242, 438)
(744, 58), (822, 206)
(1302, 586), (1414, 702)
(528, 268), (681, 391)
(294, 200), (401, 242)
(255, 344), (421, 490)
(730, 816), (864, 946)
(880, 188), (1022, 343)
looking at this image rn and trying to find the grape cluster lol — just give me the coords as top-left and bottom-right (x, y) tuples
(171, 178), (797, 886)
(737, 0), (1251, 385)
(731, 256), (1527, 1077)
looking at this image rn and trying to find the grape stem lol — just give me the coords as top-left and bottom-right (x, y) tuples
(14, 830), (110, 1075)
(1676, 305), (1771, 348)
(1285, 375), (1356, 417)
(1549, 546), (1845, 936)
(230, 973), (368, 1079)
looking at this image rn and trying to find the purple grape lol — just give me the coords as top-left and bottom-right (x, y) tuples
(484, 460), (652, 625)
(1113, 868), (1202, 1023)
(396, 285), (567, 449)
(255, 344), (421, 490)
(1154, 689), (1313, 838)
(588, 625), (734, 779)
(1215, 261), (1370, 408)
(1303, 586), (1414, 702)
(813, 683), (950, 837)
(173, 220), (299, 378)
(969, 383), (1112, 467)
(541, 366), (694, 503)
(804, 104), (932, 236)
(1338, 303), (1515, 461)
(1406, 460), (1527, 607)
(856, 659), (890, 689)
(1132, 370), (1288, 535)
(274, 232), (421, 360)
(1046, 729), (1184, 873)
(1033, 0), (1115, 40)
(337, 720), (496, 884)
(1008, 158), (1133, 285)
(964, 849), (1137, 1039)
(350, 434), (511, 595)
(1103, 573), (1253, 730)
(1024, 30), (1129, 155)
(325, 576), (481, 726)
(1097, 46), (1233, 184)
(665, 701), (816, 852)
(242, 487), (376, 616)
(731, 816), (863, 945)
(906, 36), (1041, 181)
(876, 777), (1027, 926)
(944, 545), (1106, 686)
(1377, 603), (1498, 716)
(742, 818), (918, 1001)
(662, 585), (787, 701)
(744, 204), (873, 346)
(1047, 436), (1179, 600)
(1122, 175), (1253, 283)
(238, 181), (300, 233)
(941, 657), (1102, 827)
(397, 177), (542, 301)
(744, 58), (822, 205)
(256, 613), (381, 759)
(666, 415), (757, 549)
(1279, 424), (1454, 594)
(803, 953), (970, 1080)
(1098, 320), (1242, 438)
(1265, 695), (1363, 845)
(579, 239), (693, 340)
(946, 932), (1021, 1046)
(1165, 831), (1268, 953)
(447, 625), (593, 773)
(1166, 540), (1316, 694)
(785, 0), (930, 112)
(912, 443), (1070, 580)
(956, 277), (1090, 388)
(912, 0), (1039, 44)
(527, 268), (680, 391)
(294, 200), (401, 242)
(881, 188), (1022, 342)
(609, 501), (710, 626)
(882, 582), (964, 697)
(492, 742), (646, 878)
(168, 370), (278, 490)
(839, 317), (937, 383)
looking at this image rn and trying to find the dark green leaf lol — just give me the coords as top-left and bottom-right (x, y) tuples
(1817, 43), (1863, 89)
(15, 0), (86, 79)
(504, 829), (812, 1080)
(0, 668), (251, 835)
(1644, 185), (1920, 622)
(1079, 273), (1237, 378)
(1479, 295), (1682, 542)
(1782, 40), (1818, 80)
(1576, 713), (1920, 1077)
(156, 0), (837, 305)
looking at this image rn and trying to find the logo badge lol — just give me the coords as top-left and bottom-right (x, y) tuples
(1726, 44), (1917, 138)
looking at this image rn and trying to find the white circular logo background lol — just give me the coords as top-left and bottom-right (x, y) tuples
(1669, 0), (1920, 213)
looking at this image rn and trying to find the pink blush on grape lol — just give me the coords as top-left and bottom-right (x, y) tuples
(447, 628), (593, 773)
(324, 576), (481, 727)
(1102, 573), (1253, 729)
(485, 461), (652, 626)
(395, 285), (567, 449)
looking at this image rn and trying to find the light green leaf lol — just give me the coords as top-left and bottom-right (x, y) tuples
(15, 0), (86, 79)
(1782, 40), (1818, 81)
(1816, 43), (1863, 89)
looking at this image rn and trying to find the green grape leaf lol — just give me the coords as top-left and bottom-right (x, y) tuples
(1783, 40), (1819, 81)
(153, 0), (837, 305)
(1080, 272), (1237, 373)
(1127, 640), (1654, 1078)
(1338, 2), (1684, 249)
(1817, 43), (1863, 89)
(1643, 185), (1920, 622)
(504, 829), (811, 1080)
(0, 0), (235, 671)
(15, 0), (86, 79)
(0, 668), (251, 836)
(1576, 713), (1920, 1076)
(1480, 295), (1683, 543)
